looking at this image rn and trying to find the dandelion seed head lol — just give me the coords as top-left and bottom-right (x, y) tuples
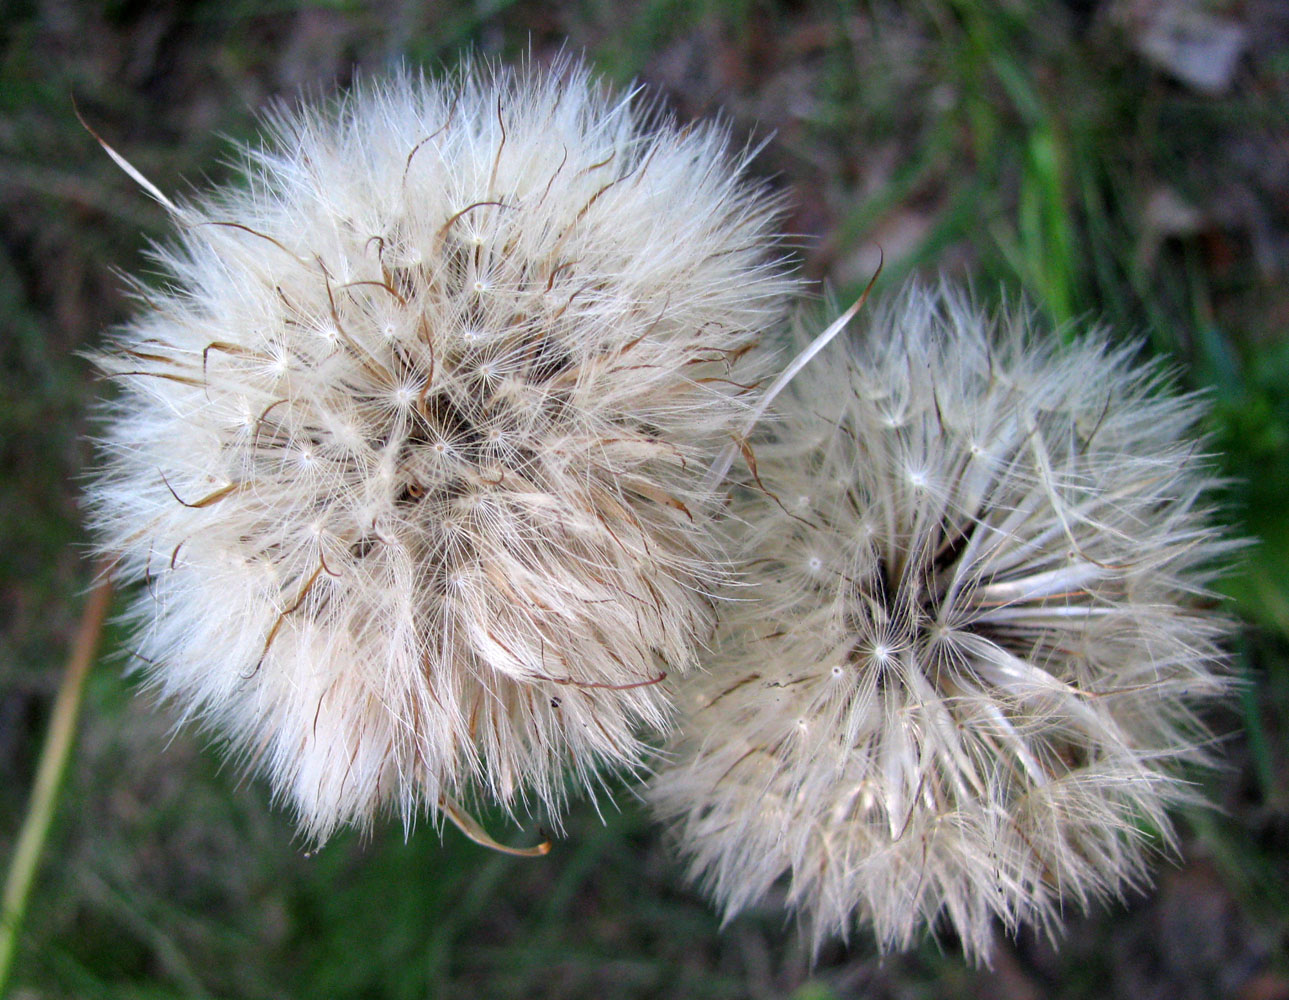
(88, 58), (796, 843)
(649, 283), (1237, 962)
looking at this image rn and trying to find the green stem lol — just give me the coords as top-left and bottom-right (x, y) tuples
(0, 568), (112, 996)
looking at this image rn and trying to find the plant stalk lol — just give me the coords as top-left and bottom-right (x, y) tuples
(0, 568), (112, 996)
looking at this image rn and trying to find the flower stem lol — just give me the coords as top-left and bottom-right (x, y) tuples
(0, 568), (112, 996)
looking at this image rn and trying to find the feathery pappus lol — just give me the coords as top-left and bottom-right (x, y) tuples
(87, 58), (797, 844)
(649, 283), (1237, 961)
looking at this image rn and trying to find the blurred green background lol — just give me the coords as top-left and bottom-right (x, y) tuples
(2, 1), (1287, 997)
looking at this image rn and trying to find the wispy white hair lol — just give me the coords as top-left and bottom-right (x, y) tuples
(649, 282), (1238, 962)
(88, 57), (797, 843)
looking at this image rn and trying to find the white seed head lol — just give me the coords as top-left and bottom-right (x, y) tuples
(648, 283), (1237, 962)
(87, 59), (796, 842)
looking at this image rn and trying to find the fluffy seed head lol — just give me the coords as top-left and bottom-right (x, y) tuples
(648, 283), (1237, 962)
(88, 59), (796, 841)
